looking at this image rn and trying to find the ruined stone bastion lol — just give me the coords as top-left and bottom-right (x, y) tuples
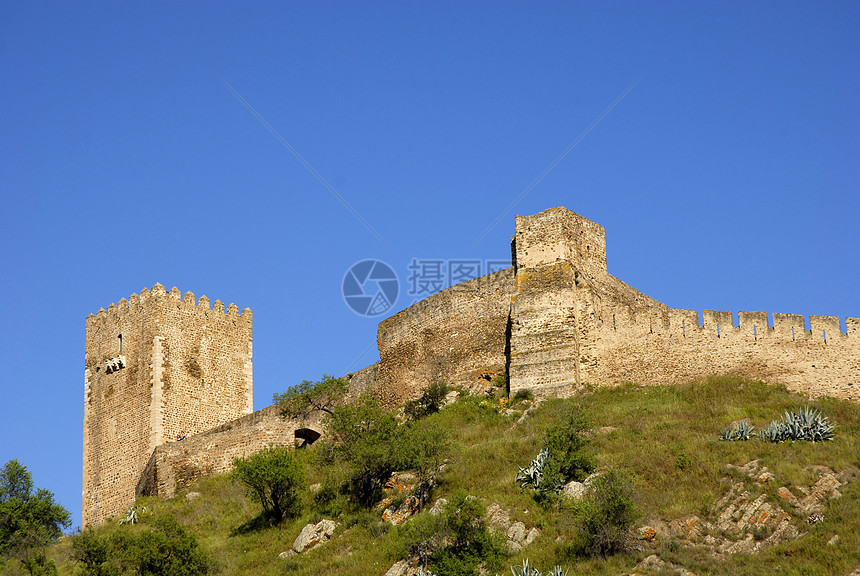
(83, 207), (858, 525)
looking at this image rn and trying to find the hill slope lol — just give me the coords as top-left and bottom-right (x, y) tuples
(51, 377), (860, 576)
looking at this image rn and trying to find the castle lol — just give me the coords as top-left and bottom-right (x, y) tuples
(82, 207), (859, 525)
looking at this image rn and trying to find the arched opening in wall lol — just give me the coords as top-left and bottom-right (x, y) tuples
(294, 428), (321, 449)
(117, 334), (123, 353)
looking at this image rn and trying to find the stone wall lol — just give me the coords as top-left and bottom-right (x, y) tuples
(353, 206), (857, 404)
(373, 268), (515, 407)
(591, 306), (860, 401)
(83, 284), (252, 525)
(507, 207), (859, 401)
(137, 404), (324, 499)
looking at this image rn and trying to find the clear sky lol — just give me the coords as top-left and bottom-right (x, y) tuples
(1, 2), (857, 529)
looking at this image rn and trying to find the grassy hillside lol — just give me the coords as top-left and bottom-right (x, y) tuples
(50, 377), (860, 576)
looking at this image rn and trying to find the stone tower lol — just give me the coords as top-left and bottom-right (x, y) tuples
(82, 284), (253, 525)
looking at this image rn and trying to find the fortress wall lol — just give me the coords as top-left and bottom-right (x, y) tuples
(508, 207), (857, 401)
(374, 268), (515, 407)
(138, 405), (323, 499)
(83, 284), (252, 525)
(345, 363), (379, 399)
(591, 302), (860, 401)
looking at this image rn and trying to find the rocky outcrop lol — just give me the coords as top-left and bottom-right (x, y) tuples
(642, 460), (852, 558)
(292, 519), (337, 553)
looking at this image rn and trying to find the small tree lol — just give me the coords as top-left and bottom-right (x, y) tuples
(395, 423), (450, 485)
(0, 460), (71, 576)
(404, 382), (449, 421)
(518, 404), (595, 505)
(575, 469), (638, 557)
(274, 374), (349, 418)
(429, 491), (505, 576)
(322, 393), (399, 507)
(232, 446), (305, 524)
(543, 403), (595, 485)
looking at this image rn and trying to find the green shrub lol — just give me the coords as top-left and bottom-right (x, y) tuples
(491, 373), (509, 390)
(0, 460), (71, 576)
(543, 404), (595, 484)
(428, 491), (505, 576)
(231, 445), (305, 524)
(322, 393), (401, 507)
(516, 404), (595, 506)
(72, 514), (209, 576)
(319, 393), (451, 510)
(397, 422), (450, 485)
(572, 469), (638, 557)
(405, 382), (450, 421)
(388, 512), (444, 566)
(312, 482), (348, 518)
(512, 389), (534, 403)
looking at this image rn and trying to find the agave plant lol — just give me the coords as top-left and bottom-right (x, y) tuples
(119, 505), (150, 525)
(516, 448), (552, 489)
(758, 420), (787, 443)
(759, 407), (836, 443)
(509, 559), (542, 576)
(504, 560), (569, 576)
(784, 406), (836, 442)
(720, 419), (755, 441)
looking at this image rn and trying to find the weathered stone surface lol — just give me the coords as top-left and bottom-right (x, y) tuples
(383, 495), (421, 525)
(562, 480), (587, 501)
(583, 472), (602, 489)
(799, 473), (841, 514)
(777, 486), (799, 506)
(429, 498), (448, 516)
(485, 503), (511, 530)
(638, 525), (657, 542)
(185, 491), (200, 502)
(277, 550), (296, 559)
(634, 554), (696, 576)
(507, 522), (527, 544)
(383, 560), (410, 576)
(293, 519), (337, 553)
(661, 461), (851, 557)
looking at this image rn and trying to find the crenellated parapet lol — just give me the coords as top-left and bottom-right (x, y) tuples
(86, 283), (251, 332)
(609, 308), (857, 344)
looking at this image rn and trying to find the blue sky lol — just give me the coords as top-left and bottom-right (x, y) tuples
(1, 2), (857, 529)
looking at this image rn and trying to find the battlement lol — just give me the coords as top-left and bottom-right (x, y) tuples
(86, 283), (251, 330)
(613, 308), (859, 344)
